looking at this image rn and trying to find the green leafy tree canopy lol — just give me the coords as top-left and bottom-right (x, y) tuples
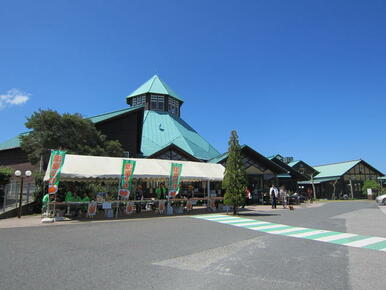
(0, 167), (12, 186)
(222, 130), (247, 214)
(362, 180), (381, 196)
(20, 109), (124, 164)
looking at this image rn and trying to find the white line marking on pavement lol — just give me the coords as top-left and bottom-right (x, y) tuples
(270, 227), (308, 234)
(344, 237), (386, 248)
(290, 230), (329, 238)
(192, 214), (386, 252)
(206, 217), (239, 221)
(218, 219), (254, 224)
(233, 222), (270, 227)
(250, 224), (284, 230)
(315, 233), (358, 242)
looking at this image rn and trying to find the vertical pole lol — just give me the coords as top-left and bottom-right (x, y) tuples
(115, 195), (120, 218)
(311, 174), (316, 200)
(3, 184), (9, 212)
(207, 180), (210, 208)
(26, 183), (31, 203)
(15, 181), (19, 209)
(18, 177), (24, 218)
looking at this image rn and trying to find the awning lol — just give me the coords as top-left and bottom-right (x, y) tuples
(277, 173), (291, 178)
(44, 154), (225, 182)
(298, 177), (340, 185)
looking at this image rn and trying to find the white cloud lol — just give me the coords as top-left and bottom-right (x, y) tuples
(0, 89), (30, 109)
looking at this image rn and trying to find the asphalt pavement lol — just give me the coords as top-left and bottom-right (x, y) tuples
(0, 201), (385, 290)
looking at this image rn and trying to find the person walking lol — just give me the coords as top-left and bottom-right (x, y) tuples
(280, 186), (288, 209)
(270, 184), (278, 209)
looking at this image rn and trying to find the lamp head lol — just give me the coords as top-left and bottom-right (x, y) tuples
(14, 170), (22, 177)
(25, 170), (32, 177)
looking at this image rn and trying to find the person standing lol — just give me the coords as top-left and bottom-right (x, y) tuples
(155, 183), (167, 200)
(270, 184), (278, 209)
(135, 185), (143, 214)
(42, 193), (50, 212)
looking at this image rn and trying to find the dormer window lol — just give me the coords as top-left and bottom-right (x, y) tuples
(132, 95), (146, 107)
(169, 98), (179, 116)
(150, 95), (164, 111)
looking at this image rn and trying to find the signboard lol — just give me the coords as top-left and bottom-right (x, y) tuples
(118, 160), (136, 199)
(125, 202), (134, 215)
(367, 188), (373, 196)
(47, 150), (66, 194)
(87, 202), (97, 217)
(209, 199), (216, 211)
(186, 200), (193, 211)
(102, 202), (112, 209)
(168, 163), (183, 198)
(158, 200), (166, 214)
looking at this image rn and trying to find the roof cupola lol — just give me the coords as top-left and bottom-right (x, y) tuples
(126, 75), (183, 117)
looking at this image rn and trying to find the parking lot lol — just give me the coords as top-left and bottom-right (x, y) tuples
(1, 201), (385, 290)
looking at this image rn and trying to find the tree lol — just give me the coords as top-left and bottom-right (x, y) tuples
(20, 109), (124, 165)
(0, 167), (12, 186)
(222, 130), (247, 215)
(362, 180), (381, 197)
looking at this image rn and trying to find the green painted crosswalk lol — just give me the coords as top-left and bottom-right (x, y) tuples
(192, 214), (386, 252)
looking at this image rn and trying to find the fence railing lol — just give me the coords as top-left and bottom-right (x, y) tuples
(1, 182), (36, 213)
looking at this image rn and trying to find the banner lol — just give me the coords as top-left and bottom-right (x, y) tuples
(47, 150), (66, 194)
(87, 202), (97, 217)
(118, 160), (136, 199)
(168, 163), (183, 198)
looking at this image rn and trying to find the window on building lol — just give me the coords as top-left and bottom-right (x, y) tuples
(132, 95), (146, 107)
(168, 98), (179, 115)
(151, 95), (164, 111)
(157, 150), (188, 161)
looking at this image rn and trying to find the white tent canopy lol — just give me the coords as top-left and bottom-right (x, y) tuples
(44, 154), (225, 182)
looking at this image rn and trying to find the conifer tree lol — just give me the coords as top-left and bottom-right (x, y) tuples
(222, 130), (247, 214)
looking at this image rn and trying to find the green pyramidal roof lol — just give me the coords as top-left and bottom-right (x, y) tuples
(141, 110), (219, 160)
(126, 75), (183, 102)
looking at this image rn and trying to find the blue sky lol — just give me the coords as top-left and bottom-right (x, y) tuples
(0, 0), (385, 172)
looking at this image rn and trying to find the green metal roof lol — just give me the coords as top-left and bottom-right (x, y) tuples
(140, 110), (219, 160)
(87, 106), (143, 123)
(298, 177), (340, 185)
(208, 145), (251, 164)
(287, 160), (301, 167)
(313, 160), (361, 179)
(0, 132), (29, 151)
(126, 75), (183, 102)
(208, 152), (229, 164)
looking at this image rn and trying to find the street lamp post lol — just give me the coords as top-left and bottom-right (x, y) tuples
(14, 170), (32, 218)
